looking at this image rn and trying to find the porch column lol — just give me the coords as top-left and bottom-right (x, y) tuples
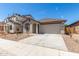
(3, 25), (7, 33)
(36, 24), (38, 34)
(30, 24), (33, 33)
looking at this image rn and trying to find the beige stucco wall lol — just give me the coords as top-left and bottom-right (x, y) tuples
(6, 22), (15, 33)
(6, 22), (23, 33)
(39, 23), (64, 34)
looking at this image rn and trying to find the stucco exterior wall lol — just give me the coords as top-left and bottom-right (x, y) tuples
(39, 23), (64, 34)
(6, 22), (15, 33)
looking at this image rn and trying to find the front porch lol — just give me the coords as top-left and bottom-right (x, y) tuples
(30, 23), (39, 34)
(4, 23), (40, 34)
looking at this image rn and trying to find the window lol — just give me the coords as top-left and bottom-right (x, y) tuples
(28, 18), (30, 22)
(27, 18), (30, 22)
(10, 25), (12, 30)
(16, 28), (20, 33)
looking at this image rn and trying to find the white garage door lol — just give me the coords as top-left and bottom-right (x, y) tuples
(39, 24), (61, 34)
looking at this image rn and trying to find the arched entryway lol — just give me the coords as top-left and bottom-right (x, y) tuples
(24, 23), (30, 32)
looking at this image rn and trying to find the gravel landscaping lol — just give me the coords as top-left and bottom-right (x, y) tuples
(0, 33), (33, 41)
(63, 34), (79, 53)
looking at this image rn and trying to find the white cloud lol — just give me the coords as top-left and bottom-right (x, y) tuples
(60, 16), (64, 18)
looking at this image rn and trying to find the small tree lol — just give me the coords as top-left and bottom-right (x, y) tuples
(64, 24), (68, 26)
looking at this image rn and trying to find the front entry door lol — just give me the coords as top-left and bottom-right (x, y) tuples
(33, 24), (36, 33)
(25, 23), (30, 32)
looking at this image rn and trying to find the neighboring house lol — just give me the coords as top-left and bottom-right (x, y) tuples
(65, 21), (79, 34)
(0, 22), (6, 33)
(0, 14), (66, 34)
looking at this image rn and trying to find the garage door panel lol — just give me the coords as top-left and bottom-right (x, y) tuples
(39, 24), (60, 34)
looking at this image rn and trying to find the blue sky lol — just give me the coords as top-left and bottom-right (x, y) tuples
(0, 3), (79, 24)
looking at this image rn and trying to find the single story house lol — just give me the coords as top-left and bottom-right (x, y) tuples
(0, 14), (66, 34)
(65, 21), (79, 34)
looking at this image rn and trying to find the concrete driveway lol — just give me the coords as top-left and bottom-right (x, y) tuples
(19, 34), (68, 51)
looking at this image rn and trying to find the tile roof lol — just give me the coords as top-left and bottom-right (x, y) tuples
(40, 18), (66, 24)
